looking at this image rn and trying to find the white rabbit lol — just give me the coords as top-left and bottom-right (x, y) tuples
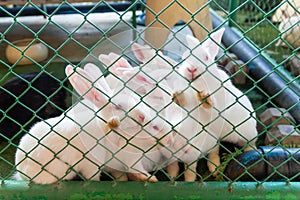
(99, 43), (187, 113)
(14, 98), (116, 184)
(70, 63), (177, 182)
(108, 60), (220, 182)
(129, 42), (226, 178)
(177, 28), (258, 176)
(99, 43), (181, 92)
(127, 30), (257, 177)
(14, 64), (127, 184)
(14, 63), (161, 184)
(107, 114), (176, 182)
(97, 55), (182, 180)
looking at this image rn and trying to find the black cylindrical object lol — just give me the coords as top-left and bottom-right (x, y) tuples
(0, 72), (68, 141)
(211, 12), (300, 125)
(225, 146), (300, 181)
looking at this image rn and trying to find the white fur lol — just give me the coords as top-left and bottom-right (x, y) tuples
(177, 28), (258, 175)
(127, 33), (257, 178)
(14, 63), (168, 184)
(87, 62), (175, 180)
(95, 30), (258, 181)
(106, 48), (220, 182)
(70, 64), (174, 182)
(14, 100), (106, 184)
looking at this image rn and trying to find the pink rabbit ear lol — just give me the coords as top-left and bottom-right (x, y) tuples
(135, 74), (155, 85)
(107, 53), (133, 76)
(121, 68), (155, 86)
(131, 42), (155, 63)
(83, 63), (103, 82)
(65, 65), (110, 108)
(202, 28), (225, 59)
(83, 63), (112, 96)
(98, 54), (111, 67)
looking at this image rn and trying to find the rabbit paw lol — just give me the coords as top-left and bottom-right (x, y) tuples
(111, 171), (128, 181)
(173, 91), (186, 106)
(184, 163), (197, 182)
(207, 150), (221, 177)
(197, 91), (213, 108)
(244, 146), (256, 152)
(128, 173), (158, 182)
(166, 161), (179, 179)
(107, 116), (120, 129)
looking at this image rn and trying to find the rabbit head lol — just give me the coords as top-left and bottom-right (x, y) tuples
(114, 68), (183, 146)
(99, 52), (134, 76)
(65, 63), (149, 133)
(179, 28), (225, 81)
(131, 42), (177, 69)
(97, 54), (177, 151)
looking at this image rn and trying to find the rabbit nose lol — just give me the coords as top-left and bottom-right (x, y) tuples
(187, 67), (197, 74)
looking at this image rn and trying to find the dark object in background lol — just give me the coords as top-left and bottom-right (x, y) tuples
(258, 107), (296, 133)
(0, 72), (68, 141)
(225, 146), (300, 181)
(265, 125), (300, 146)
(286, 54), (300, 77)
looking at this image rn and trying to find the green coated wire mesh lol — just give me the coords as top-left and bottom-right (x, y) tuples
(0, 0), (299, 188)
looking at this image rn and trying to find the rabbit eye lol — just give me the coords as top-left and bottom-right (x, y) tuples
(205, 55), (209, 60)
(153, 125), (160, 131)
(115, 104), (123, 110)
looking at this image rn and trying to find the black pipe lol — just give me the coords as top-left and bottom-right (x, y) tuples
(225, 146), (300, 181)
(0, 2), (141, 17)
(211, 11), (300, 125)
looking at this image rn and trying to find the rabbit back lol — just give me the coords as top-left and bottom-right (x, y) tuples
(15, 110), (102, 184)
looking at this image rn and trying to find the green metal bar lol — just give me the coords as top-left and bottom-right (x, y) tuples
(131, 0), (137, 28)
(228, 0), (239, 27)
(131, 0), (137, 41)
(1, 181), (300, 199)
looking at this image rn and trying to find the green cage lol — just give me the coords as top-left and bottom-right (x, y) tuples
(0, 0), (299, 199)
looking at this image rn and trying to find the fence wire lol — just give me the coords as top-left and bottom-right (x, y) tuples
(0, 0), (299, 187)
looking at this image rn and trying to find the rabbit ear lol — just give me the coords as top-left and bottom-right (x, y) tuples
(83, 63), (112, 96)
(108, 52), (122, 61)
(98, 54), (111, 67)
(120, 68), (156, 86)
(131, 43), (155, 63)
(83, 63), (103, 82)
(65, 65), (110, 108)
(132, 42), (177, 69)
(202, 28), (225, 59)
(106, 53), (133, 76)
(185, 34), (200, 49)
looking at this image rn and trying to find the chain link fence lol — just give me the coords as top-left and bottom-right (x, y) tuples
(0, 0), (299, 198)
